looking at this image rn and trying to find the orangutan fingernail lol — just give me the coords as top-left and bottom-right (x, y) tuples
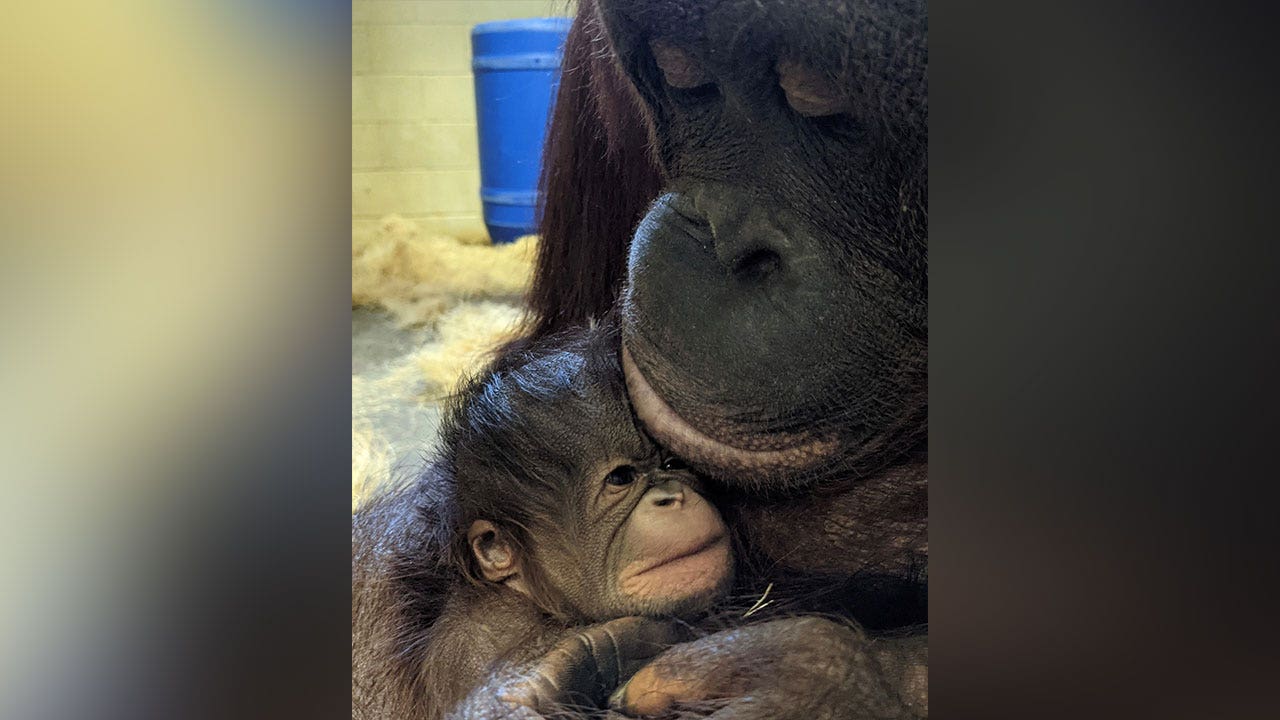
(607, 681), (630, 710)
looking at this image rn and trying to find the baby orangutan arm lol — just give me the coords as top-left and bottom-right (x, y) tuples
(609, 617), (927, 719)
(447, 616), (690, 719)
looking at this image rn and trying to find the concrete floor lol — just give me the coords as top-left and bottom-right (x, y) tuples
(352, 306), (444, 476)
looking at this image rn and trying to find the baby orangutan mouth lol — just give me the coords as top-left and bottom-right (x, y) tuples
(618, 532), (732, 601)
(622, 345), (839, 476)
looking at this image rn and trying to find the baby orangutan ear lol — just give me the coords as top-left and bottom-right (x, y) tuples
(467, 520), (525, 589)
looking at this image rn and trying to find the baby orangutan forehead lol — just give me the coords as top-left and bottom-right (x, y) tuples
(532, 390), (650, 474)
(483, 350), (651, 474)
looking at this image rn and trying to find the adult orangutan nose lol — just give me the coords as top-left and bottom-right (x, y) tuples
(686, 184), (792, 285)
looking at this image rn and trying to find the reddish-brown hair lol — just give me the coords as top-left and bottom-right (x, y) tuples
(526, 0), (664, 340)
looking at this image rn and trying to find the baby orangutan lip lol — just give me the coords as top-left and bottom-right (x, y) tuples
(622, 345), (839, 475)
(619, 533), (731, 599)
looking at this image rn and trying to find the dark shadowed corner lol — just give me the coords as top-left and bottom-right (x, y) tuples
(931, 1), (1280, 718)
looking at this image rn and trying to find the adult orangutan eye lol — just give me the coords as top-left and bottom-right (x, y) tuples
(649, 39), (713, 90)
(776, 59), (847, 117)
(660, 456), (688, 471)
(605, 465), (638, 487)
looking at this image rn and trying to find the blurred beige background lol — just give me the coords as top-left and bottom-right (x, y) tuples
(351, 0), (574, 246)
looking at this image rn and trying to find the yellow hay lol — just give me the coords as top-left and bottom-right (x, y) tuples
(352, 215), (537, 327)
(351, 422), (390, 512)
(416, 302), (528, 396)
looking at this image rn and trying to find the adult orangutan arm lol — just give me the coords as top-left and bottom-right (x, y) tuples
(610, 617), (927, 719)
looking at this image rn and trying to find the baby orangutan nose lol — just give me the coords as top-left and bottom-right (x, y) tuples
(646, 478), (685, 508)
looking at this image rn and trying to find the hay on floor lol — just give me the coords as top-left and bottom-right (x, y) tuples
(352, 214), (536, 328)
(351, 215), (535, 511)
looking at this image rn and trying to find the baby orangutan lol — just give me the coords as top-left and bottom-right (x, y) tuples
(419, 326), (735, 718)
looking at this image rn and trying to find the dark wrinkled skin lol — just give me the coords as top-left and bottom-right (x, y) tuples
(610, 0), (928, 493)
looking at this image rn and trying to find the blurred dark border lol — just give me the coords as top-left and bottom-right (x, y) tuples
(932, 1), (1280, 717)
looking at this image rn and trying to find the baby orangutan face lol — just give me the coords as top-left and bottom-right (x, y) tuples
(452, 335), (734, 622)
(468, 455), (734, 621)
(597, 461), (733, 612)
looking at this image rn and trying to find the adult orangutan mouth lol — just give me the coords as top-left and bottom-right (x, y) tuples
(622, 345), (839, 475)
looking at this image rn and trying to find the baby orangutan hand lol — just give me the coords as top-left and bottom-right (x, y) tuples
(449, 616), (690, 719)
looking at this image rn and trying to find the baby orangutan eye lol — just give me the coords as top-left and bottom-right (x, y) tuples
(605, 465), (639, 487)
(660, 456), (688, 471)
(649, 39), (713, 90)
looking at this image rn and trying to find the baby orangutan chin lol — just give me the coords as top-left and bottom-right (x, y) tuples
(421, 325), (734, 718)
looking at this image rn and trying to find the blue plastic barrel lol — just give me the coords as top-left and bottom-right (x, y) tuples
(471, 17), (571, 244)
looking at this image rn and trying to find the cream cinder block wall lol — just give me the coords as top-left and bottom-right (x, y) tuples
(353, 0), (575, 246)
